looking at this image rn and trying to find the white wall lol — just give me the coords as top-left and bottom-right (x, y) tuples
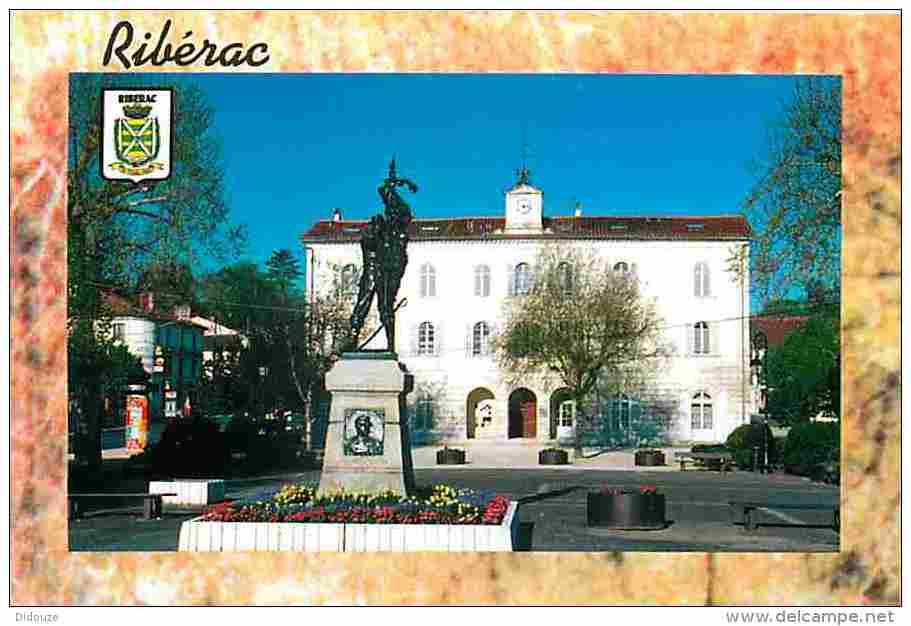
(307, 236), (751, 444)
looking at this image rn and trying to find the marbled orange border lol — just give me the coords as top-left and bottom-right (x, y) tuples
(10, 10), (900, 605)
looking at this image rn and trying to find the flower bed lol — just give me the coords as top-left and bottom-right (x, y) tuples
(198, 484), (509, 525)
(178, 483), (519, 552)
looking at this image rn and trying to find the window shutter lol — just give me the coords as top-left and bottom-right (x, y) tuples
(473, 267), (480, 297)
(464, 323), (472, 358)
(409, 323), (418, 356)
(430, 267), (437, 297)
(693, 265), (700, 297)
(704, 264), (711, 297)
(419, 267), (427, 298)
(506, 265), (515, 296)
(686, 324), (694, 355)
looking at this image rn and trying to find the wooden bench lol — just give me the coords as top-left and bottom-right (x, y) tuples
(675, 452), (733, 473)
(68, 492), (177, 520)
(729, 501), (840, 533)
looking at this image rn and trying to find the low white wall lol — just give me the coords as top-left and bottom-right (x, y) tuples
(178, 501), (519, 552)
(150, 479), (226, 507)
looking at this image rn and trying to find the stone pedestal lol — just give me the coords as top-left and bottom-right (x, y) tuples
(317, 352), (415, 496)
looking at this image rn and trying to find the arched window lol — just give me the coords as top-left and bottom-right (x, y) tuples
(472, 321), (490, 357)
(613, 261), (629, 274)
(514, 262), (533, 295)
(691, 392), (713, 430)
(694, 262), (711, 297)
(694, 321), (710, 354)
(556, 262), (573, 293)
(340, 263), (358, 296)
(474, 264), (490, 297)
(559, 399), (576, 427)
(418, 321), (435, 355)
(420, 263), (436, 298)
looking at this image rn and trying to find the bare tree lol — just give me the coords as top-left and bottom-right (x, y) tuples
(494, 246), (666, 453)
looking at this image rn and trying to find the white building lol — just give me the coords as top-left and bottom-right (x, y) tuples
(301, 171), (753, 445)
(190, 315), (248, 364)
(102, 291), (205, 420)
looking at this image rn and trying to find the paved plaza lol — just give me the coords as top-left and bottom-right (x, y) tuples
(68, 448), (839, 552)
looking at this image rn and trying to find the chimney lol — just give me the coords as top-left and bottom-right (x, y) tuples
(332, 208), (342, 222)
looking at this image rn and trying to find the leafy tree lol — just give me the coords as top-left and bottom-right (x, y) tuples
(495, 246), (665, 453)
(761, 298), (809, 317)
(68, 322), (146, 467)
(761, 314), (840, 424)
(196, 255), (353, 448)
(67, 74), (243, 467)
(197, 262), (279, 334)
(265, 249), (302, 297)
(136, 260), (196, 313)
(743, 77), (842, 306)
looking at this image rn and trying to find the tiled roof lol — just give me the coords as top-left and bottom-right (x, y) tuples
(750, 316), (810, 347)
(301, 215), (752, 244)
(102, 290), (204, 327)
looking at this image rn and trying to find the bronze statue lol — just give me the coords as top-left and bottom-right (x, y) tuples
(348, 158), (417, 352)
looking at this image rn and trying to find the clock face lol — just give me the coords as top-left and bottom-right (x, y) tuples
(517, 199), (531, 215)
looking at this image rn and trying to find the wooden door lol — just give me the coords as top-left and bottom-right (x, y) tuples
(521, 401), (537, 438)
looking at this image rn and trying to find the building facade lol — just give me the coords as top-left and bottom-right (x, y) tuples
(103, 292), (205, 421)
(302, 172), (753, 445)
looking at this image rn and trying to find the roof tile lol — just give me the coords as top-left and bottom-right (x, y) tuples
(301, 215), (751, 243)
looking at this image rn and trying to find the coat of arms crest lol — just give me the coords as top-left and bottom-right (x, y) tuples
(101, 88), (173, 183)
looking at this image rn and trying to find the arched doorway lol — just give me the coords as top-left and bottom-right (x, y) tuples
(508, 388), (537, 439)
(465, 387), (495, 439)
(549, 388), (574, 440)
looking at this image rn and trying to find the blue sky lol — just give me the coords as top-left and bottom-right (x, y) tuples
(195, 75), (806, 264)
(90, 73), (810, 270)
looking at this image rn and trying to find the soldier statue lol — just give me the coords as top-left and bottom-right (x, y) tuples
(348, 158), (417, 352)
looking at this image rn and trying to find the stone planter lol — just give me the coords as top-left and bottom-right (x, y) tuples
(539, 448), (569, 465)
(634, 449), (666, 467)
(149, 479), (225, 507)
(178, 501), (519, 552)
(436, 448), (466, 465)
(587, 492), (666, 529)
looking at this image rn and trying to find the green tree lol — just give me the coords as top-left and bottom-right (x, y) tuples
(196, 255), (353, 448)
(495, 246), (665, 453)
(265, 249), (302, 297)
(761, 315), (840, 424)
(761, 298), (809, 316)
(67, 74), (243, 467)
(744, 76), (842, 306)
(68, 323), (146, 468)
(136, 260), (196, 313)
(197, 262), (278, 334)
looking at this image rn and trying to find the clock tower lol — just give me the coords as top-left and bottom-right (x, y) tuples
(504, 166), (543, 233)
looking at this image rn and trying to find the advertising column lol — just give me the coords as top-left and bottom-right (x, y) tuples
(125, 383), (149, 452)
